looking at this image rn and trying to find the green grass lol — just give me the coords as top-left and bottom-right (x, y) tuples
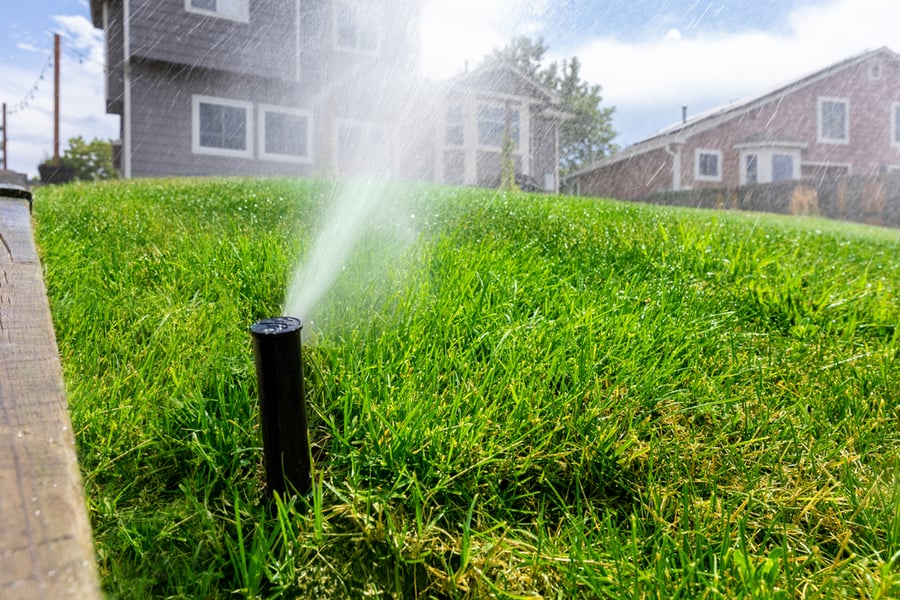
(34, 178), (900, 598)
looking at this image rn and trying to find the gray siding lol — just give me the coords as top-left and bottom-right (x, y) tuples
(129, 63), (320, 177)
(129, 0), (298, 80)
(104, 1), (124, 114)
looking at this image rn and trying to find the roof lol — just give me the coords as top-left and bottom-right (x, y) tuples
(90, 0), (103, 28)
(441, 62), (563, 107)
(567, 46), (899, 180)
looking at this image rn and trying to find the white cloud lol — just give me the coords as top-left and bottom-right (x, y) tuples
(573, 0), (900, 140)
(420, 0), (549, 78)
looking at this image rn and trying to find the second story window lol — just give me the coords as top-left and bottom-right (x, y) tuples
(335, 2), (379, 53)
(186, 0), (249, 22)
(818, 97), (849, 143)
(478, 104), (519, 149)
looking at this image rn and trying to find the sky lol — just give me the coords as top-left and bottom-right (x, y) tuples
(1, 0), (897, 177)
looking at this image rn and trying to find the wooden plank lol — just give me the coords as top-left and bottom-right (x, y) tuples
(0, 196), (101, 598)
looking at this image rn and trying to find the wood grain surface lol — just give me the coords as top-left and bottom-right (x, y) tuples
(0, 197), (101, 597)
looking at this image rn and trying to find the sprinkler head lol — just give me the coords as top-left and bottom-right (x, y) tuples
(250, 316), (311, 496)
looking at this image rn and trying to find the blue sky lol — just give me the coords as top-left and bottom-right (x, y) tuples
(1, 0), (897, 176)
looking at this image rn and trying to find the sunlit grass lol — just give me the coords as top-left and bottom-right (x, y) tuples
(34, 178), (900, 598)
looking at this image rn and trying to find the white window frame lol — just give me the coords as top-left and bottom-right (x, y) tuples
(694, 149), (722, 182)
(818, 97), (849, 144)
(892, 102), (900, 148)
(185, 0), (249, 23)
(192, 95), (254, 159)
(333, 1), (380, 54)
(258, 105), (313, 164)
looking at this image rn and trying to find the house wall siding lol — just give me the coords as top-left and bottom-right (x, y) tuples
(129, 63), (319, 177)
(104, 1), (125, 115)
(129, 0), (297, 80)
(570, 51), (900, 200)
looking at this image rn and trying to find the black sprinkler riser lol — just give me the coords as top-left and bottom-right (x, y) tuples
(250, 316), (312, 496)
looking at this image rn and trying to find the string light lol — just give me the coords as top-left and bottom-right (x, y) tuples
(5, 37), (104, 116)
(7, 52), (53, 116)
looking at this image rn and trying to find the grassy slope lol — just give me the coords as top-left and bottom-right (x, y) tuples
(34, 178), (899, 598)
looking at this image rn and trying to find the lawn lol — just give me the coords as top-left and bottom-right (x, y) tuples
(34, 178), (899, 598)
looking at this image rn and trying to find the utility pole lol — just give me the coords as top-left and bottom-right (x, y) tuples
(54, 33), (61, 162)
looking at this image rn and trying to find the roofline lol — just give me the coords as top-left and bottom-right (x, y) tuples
(566, 46), (898, 181)
(444, 62), (562, 105)
(90, 0), (103, 28)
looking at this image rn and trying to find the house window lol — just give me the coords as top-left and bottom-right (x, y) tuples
(334, 1), (379, 53)
(336, 120), (391, 174)
(259, 106), (313, 163)
(745, 154), (758, 185)
(186, 0), (248, 22)
(892, 102), (900, 147)
(772, 154), (794, 182)
(818, 97), (849, 143)
(695, 149), (722, 181)
(192, 95), (253, 158)
(478, 104), (519, 148)
(870, 63), (882, 80)
(445, 104), (464, 147)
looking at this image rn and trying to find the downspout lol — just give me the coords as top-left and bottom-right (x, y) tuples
(122, 0), (132, 178)
(664, 141), (682, 191)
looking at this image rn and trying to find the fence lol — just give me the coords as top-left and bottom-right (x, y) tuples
(644, 173), (900, 228)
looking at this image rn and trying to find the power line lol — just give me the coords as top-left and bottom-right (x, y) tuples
(5, 36), (104, 117)
(7, 51), (54, 116)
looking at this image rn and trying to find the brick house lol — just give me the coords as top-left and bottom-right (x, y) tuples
(88, 0), (566, 191)
(565, 47), (900, 200)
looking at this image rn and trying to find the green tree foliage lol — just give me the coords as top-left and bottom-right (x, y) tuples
(484, 37), (618, 176)
(61, 136), (117, 181)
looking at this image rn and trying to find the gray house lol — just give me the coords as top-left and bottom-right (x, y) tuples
(89, 0), (566, 191)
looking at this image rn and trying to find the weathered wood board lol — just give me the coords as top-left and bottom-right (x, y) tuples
(0, 196), (101, 597)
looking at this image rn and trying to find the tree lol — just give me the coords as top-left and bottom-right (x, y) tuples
(60, 136), (117, 181)
(483, 37), (618, 176)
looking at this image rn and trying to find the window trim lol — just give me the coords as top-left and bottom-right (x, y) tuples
(192, 95), (254, 159)
(818, 96), (850, 144)
(258, 105), (314, 164)
(694, 149), (722, 182)
(185, 0), (249, 23)
(333, 1), (381, 54)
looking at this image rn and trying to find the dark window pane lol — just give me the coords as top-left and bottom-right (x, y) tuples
(821, 100), (846, 140)
(895, 106), (900, 144)
(772, 154), (793, 181)
(699, 153), (718, 177)
(478, 105), (519, 147)
(191, 0), (216, 10)
(746, 154), (758, 184)
(265, 111), (308, 156)
(199, 102), (246, 151)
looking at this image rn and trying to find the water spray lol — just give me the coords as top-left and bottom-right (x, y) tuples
(250, 316), (311, 497)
